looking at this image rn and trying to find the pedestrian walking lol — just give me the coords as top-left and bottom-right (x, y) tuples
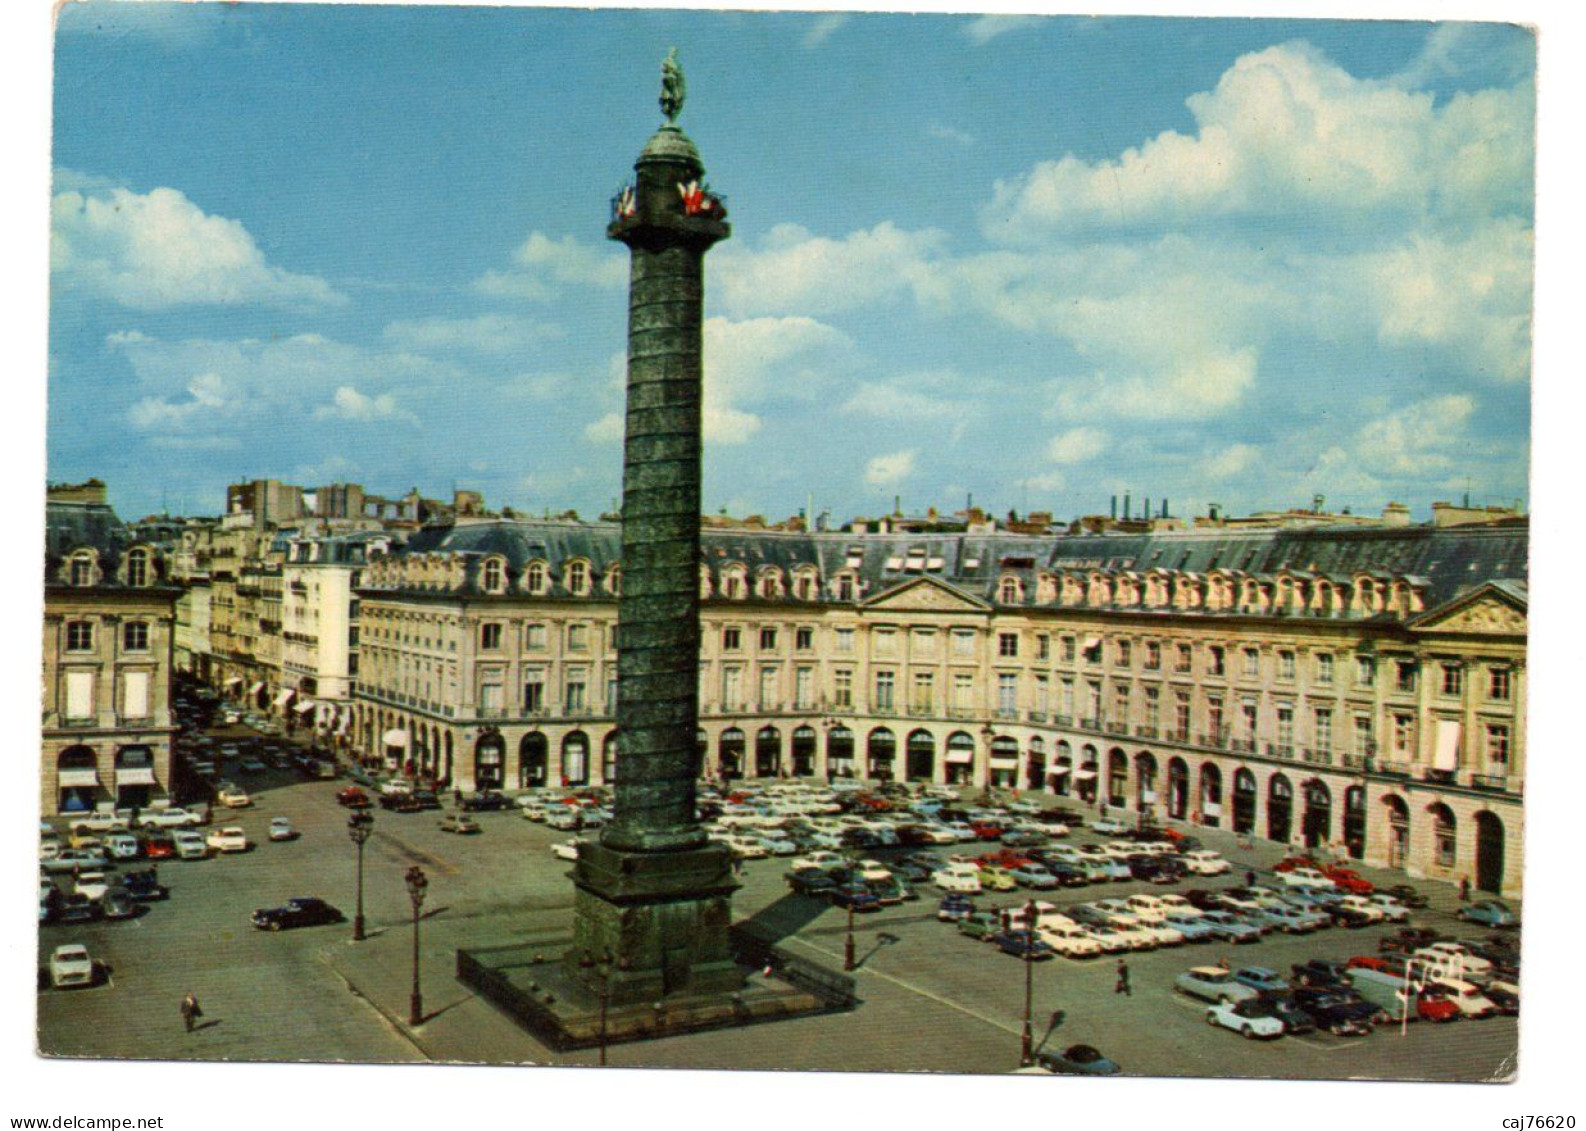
(180, 991), (203, 1033)
(1245, 869), (1257, 889)
(1459, 875), (1471, 902)
(1114, 959), (1131, 997)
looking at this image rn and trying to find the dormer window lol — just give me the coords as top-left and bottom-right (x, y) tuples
(69, 554), (93, 587)
(605, 566), (622, 596)
(722, 568), (747, 600)
(482, 558), (505, 594)
(125, 548), (150, 587)
(997, 576), (1023, 604)
(756, 568), (784, 599)
(793, 570), (818, 601)
(834, 573), (856, 602)
(525, 561), (549, 595)
(567, 561), (590, 596)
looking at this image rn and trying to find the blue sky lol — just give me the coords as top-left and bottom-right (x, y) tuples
(48, 5), (1534, 524)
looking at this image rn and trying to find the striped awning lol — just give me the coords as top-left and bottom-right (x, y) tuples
(116, 767), (158, 786)
(58, 769), (100, 788)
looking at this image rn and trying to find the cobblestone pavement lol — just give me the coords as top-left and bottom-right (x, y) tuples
(38, 747), (1519, 1081)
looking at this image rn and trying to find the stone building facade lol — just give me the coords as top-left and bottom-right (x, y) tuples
(349, 519), (1526, 895)
(42, 497), (178, 814)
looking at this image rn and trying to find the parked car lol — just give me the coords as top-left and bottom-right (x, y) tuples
(1380, 884), (1430, 909)
(937, 893), (975, 922)
(73, 871), (112, 901)
(49, 944), (96, 989)
(336, 787), (372, 809)
(1259, 993), (1318, 1035)
(121, 868), (169, 901)
(1427, 977), (1498, 1018)
(933, 863), (983, 894)
(1485, 979), (1520, 1016)
(1175, 966), (1258, 1004)
(1291, 959), (1353, 989)
(1322, 866), (1375, 894)
(957, 910), (1003, 941)
(1233, 966), (1290, 994)
(41, 848), (111, 874)
(268, 817), (298, 841)
(990, 930), (1056, 960)
(439, 814), (482, 835)
(1379, 926), (1445, 954)
(172, 831), (210, 860)
(206, 827), (250, 853)
(100, 888), (139, 920)
(1291, 986), (1383, 1035)
(251, 897), (343, 931)
(1180, 850), (1231, 876)
(68, 812), (129, 835)
(1034, 1043), (1120, 1076)
(829, 883), (881, 912)
(102, 833), (141, 861)
(1195, 911), (1264, 944)
(1363, 893), (1411, 922)
(54, 893), (101, 924)
(136, 806), (206, 828)
(1206, 998), (1285, 1039)
(461, 791), (514, 812)
(549, 840), (582, 861)
(1458, 900), (1519, 928)
(1279, 868), (1336, 889)
(1038, 923), (1106, 958)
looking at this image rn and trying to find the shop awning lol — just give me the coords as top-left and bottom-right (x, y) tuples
(989, 755), (1020, 766)
(1202, 801), (1223, 817)
(116, 767), (158, 786)
(224, 677), (243, 688)
(1074, 768), (1098, 781)
(946, 749), (974, 764)
(383, 728), (410, 748)
(249, 681), (265, 695)
(295, 698), (317, 715)
(1434, 720), (1461, 770)
(1047, 767), (1071, 778)
(274, 689), (295, 707)
(1084, 635), (1101, 651)
(58, 769), (100, 788)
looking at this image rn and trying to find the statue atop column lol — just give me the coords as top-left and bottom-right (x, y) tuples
(660, 47), (686, 123)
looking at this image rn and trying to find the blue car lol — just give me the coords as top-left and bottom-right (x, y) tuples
(1035, 1043), (1121, 1076)
(1197, 911), (1264, 944)
(1163, 913), (1222, 942)
(990, 930), (1056, 960)
(1233, 966), (1290, 994)
(1458, 900), (1519, 928)
(937, 893), (975, 921)
(1007, 864), (1060, 890)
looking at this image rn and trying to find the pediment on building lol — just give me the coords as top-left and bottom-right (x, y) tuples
(1410, 584), (1528, 637)
(860, 575), (990, 614)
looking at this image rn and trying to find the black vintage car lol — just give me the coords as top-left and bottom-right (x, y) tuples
(1378, 926), (1445, 953)
(786, 868), (839, 897)
(379, 793), (425, 813)
(461, 791), (513, 812)
(1258, 992), (1319, 1035)
(121, 868), (169, 901)
(251, 897), (343, 931)
(1291, 959), (1353, 989)
(1291, 987), (1384, 1036)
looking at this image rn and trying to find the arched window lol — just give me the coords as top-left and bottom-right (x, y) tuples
(125, 548), (150, 587)
(482, 558), (505, 594)
(722, 568), (747, 600)
(69, 553), (94, 587)
(525, 561), (548, 595)
(756, 568), (784, 599)
(793, 570), (819, 601)
(998, 575), (1023, 604)
(604, 566), (622, 596)
(834, 572), (856, 602)
(1430, 803), (1457, 867)
(566, 561), (590, 596)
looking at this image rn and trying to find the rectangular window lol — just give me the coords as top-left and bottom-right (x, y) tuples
(1060, 636), (1076, 663)
(1243, 648), (1260, 678)
(525, 623), (547, 651)
(1086, 681), (1102, 723)
(759, 667), (779, 709)
(1173, 693), (1191, 740)
(833, 669), (853, 709)
(998, 632), (1019, 658)
(1240, 700), (1258, 739)
(1034, 674), (1050, 714)
(1436, 822), (1456, 867)
(564, 671), (587, 712)
(1354, 714), (1374, 755)
(1116, 639), (1132, 667)
(759, 627), (778, 651)
(65, 670), (94, 718)
(1144, 642), (1161, 671)
(1207, 696), (1224, 740)
(1314, 707), (1333, 753)
(912, 671), (934, 713)
(1441, 663), (1464, 697)
(567, 623), (589, 652)
(1392, 713), (1415, 754)
(874, 670), (896, 711)
(606, 675), (618, 712)
(1488, 667), (1512, 700)
(1276, 704), (1294, 749)
(1396, 661), (1418, 693)
(1278, 650), (1296, 680)
(523, 670), (546, 713)
(1145, 686), (1161, 730)
(1485, 724), (1511, 766)
(1209, 646), (1226, 677)
(723, 626), (742, 652)
(480, 682), (503, 711)
(122, 622), (150, 652)
(1036, 634), (1050, 661)
(1356, 656), (1375, 686)
(122, 671), (150, 720)
(722, 667), (742, 710)
(998, 673), (1018, 716)
(1316, 653), (1335, 685)
(1083, 637), (1103, 665)
(835, 627), (855, 653)
(1113, 684), (1130, 725)
(1175, 643), (1193, 674)
(795, 626), (814, 652)
(66, 621), (94, 652)
(1060, 678), (1074, 718)
(952, 630), (976, 658)
(795, 667), (814, 709)
(480, 623), (503, 650)
(954, 673), (974, 711)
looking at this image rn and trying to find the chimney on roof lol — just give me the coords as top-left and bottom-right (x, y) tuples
(1161, 498), (1169, 519)
(1123, 492), (1131, 520)
(1143, 497), (1150, 522)
(894, 494), (901, 516)
(1111, 495), (1118, 519)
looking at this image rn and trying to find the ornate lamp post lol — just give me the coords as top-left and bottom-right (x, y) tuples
(347, 810), (374, 941)
(404, 865), (428, 1026)
(1020, 898), (1038, 1066)
(579, 948), (615, 1065)
(843, 848), (860, 972)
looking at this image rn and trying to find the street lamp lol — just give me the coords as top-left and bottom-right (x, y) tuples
(404, 865), (428, 1026)
(347, 810), (374, 942)
(579, 948), (615, 1065)
(1020, 898), (1038, 1067)
(842, 848), (860, 972)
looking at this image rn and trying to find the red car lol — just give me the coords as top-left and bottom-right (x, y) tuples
(1346, 955), (1392, 972)
(1324, 866), (1375, 894)
(1417, 992), (1462, 1023)
(1273, 855), (1317, 874)
(978, 849), (1033, 870)
(969, 821), (1006, 841)
(143, 834), (175, 859)
(336, 786), (371, 809)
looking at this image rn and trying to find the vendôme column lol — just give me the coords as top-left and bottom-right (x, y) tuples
(565, 49), (741, 1004)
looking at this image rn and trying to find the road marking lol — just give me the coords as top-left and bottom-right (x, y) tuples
(781, 934), (1025, 1038)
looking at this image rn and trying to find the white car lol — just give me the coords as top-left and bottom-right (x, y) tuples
(550, 839), (582, 861)
(1085, 922), (1157, 952)
(73, 871), (112, 901)
(1206, 999), (1285, 1040)
(723, 836), (769, 860)
(1413, 943), (1493, 979)
(207, 827), (250, 853)
(1155, 894), (1203, 918)
(1038, 924), (1105, 958)
(173, 830), (210, 859)
(519, 804), (548, 822)
(1181, 850), (1231, 876)
(1279, 868), (1337, 889)
(1135, 922), (1187, 947)
(1428, 978), (1498, 1018)
(68, 812), (129, 835)
(1124, 895), (1175, 923)
(49, 945), (95, 989)
(217, 787), (252, 809)
(103, 833), (141, 860)
(1089, 818), (1130, 835)
(932, 863), (983, 894)
(1333, 895), (1386, 923)
(1091, 899), (1148, 928)
(268, 817), (297, 841)
(138, 808), (206, 829)
(1364, 893), (1410, 921)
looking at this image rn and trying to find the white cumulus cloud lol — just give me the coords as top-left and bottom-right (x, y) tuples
(475, 231), (626, 299)
(313, 386), (415, 423)
(865, 449), (918, 487)
(51, 183), (343, 309)
(1046, 426), (1111, 464)
(715, 222), (947, 319)
(382, 314), (563, 354)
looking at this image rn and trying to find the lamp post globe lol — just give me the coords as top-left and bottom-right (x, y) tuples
(347, 811), (374, 942)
